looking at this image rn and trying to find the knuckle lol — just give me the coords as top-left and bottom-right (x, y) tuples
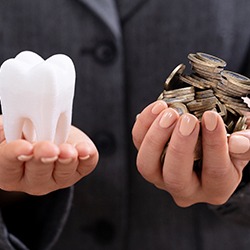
(136, 157), (158, 184)
(54, 172), (71, 183)
(167, 143), (190, 158)
(204, 136), (226, 153)
(164, 175), (188, 195)
(204, 167), (229, 180)
(205, 138), (222, 147)
(145, 133), (162, 149)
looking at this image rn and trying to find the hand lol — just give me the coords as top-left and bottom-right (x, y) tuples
(132, 100), (248, 207)
(0, 116), (99, 195)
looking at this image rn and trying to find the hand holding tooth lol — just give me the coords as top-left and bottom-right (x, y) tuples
(0, 121), (99, 195)
(0, 51), (99, 194)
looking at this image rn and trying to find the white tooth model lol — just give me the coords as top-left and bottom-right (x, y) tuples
(0, 51), (76, 145)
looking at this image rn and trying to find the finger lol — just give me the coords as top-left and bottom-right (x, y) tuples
(0, 140), (33, 188)
(228, 130), (250, 161)
(67, 125), (99, 160)
(69, 126), (99, 168)
(228, 131), (250, 171)
(132, 100), (168, 149)
(201, 111), (240, 202)
(66, 126), (99, 177)
(137, 108), (179, 186)
(163, 113), (200, 203)
(24, 141), (60, 187)
(32, 141), (60, 162)
(75, 141), (99, 177)
(58, 143), (78, 160)
(0, 139), (33, 162)
(53, 143), (78, 186)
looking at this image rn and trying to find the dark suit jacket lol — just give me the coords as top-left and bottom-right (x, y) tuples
(1, 0), (250, 249)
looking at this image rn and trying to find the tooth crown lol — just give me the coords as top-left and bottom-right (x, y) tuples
(0, 51), (76, 144)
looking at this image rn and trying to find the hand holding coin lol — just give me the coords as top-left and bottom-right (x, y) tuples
(132, 52), (250, 206)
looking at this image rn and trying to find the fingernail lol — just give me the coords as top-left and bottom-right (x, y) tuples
(17, 154), (33, 162)
(41, 156), (58, 163)
(152, 101), (167, 115)
(179, 114), (197, 136)
(203, 111), (218, 131)
(58, 158), (73, 164)
(79, 155), (90, 161)
(159, 109), (178, 128)
(229, 135), (250, 154)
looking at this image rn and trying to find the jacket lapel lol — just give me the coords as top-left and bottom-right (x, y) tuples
(116, 0), (149, 22)
(77, 0), (121, 39)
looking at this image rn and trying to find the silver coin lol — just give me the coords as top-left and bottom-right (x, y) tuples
(196, 52), (227, 68)
(164, 64), (186, 90)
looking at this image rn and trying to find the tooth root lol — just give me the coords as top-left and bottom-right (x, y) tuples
(3, 116), (24, 142)
(54, 112), (72, 145)
(0, 51), (75, 144)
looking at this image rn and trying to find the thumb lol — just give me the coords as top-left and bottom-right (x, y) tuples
(229, 130), (250, 161)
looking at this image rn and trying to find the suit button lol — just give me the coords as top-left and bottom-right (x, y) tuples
(94, 41), (117, 64)
(93, 132), (116, 156)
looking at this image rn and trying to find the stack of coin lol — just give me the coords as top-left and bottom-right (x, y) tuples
(158, 52), (250, 161)
(187, 89), (218, 120)
(188, 52), (226, 80)
(161, 86), (195, 104)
